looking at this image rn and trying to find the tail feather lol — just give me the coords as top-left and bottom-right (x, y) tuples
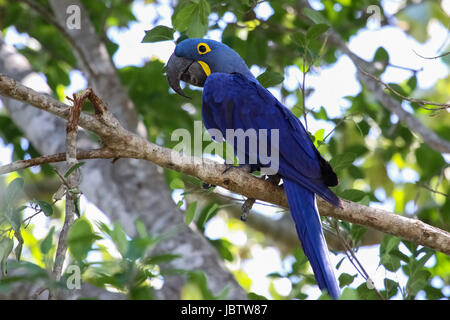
(284, 178), (340, 299)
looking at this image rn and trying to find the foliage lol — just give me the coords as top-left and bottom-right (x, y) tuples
(0, 0), (449, 300)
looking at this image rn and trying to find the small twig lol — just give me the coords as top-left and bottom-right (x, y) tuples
(357, 66), (450, 111)
(416, 182), (449, 198)
(412, 49), (450, 60)
(328, 218), (385, 300)
(435, 166), (448, 193)
(322, 114), (355, 143)
(0, 149), (116, 175)
(31, 287), (49, 300)
(387, 63), (423, 74)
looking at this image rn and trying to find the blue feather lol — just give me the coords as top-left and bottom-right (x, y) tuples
(173, 38), (342, 298)
(283, 179), (340, 299)
(202, 73), (341, 298)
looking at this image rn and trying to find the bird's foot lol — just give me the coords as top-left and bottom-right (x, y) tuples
(265, 174), (282, 186)
(241, 197), (256, 222)
(202, 182), (216, 190)
(222, 163), (253, 175)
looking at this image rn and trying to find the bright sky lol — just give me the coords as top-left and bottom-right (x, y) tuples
(1, 0), (449, 299)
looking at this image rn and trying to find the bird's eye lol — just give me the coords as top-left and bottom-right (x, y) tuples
(197, 42), (211, 55)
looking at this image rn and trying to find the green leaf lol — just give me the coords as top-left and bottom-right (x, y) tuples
(0, 237), (14, 276)
(5, 178), (24, 204)
(169, 178), (185, 190)
(339, 273), (357, 287)
(340, 189), (366, 202)
(359, 195), (370, 206)
(302, 8), (328, 24)
(383, 278), (399, 299)
(64, 162), (85, 178)
(407, 75), (417, 92)
(173, 4), (198, 32)
(172, 0), (210, 37)
(291, 32), (307, 47)
(37, 200), (53, 217)
(335, 257), (345, 270)
(198, 0), (210, 26)
(67, 218), (100, 261)
(415, 144), (445, 177)
(111, 222), (129, 257)
(203, 203), (219, 225)
(329, 153), (356, 171)
(374, 47), (389, 64)
(339, 287), (359, 300)
(424, 284), (445, 299)
(185, 201), (197, 225)
(379, 236), (402, 272)
(356, 282), (379, 300)
(135, 220), (147, 238)
(210, 238), (234, 262)
(40, 226), (55, 254)
(14, 234), (23, 262)
(6, 207), (21, 234)
(407, 270), (430, 297)
(142, 25), (174, 43)
(186, 270), (228, 299)
(248, 292), (268, 300)
(313, 128), (325, 147)
(257, 68), (284, 88)
(126, 236), (158, 260)
(146, 253), (181, 265)
(306, 24), (330, 40)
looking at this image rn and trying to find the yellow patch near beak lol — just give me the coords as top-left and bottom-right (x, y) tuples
(197, 61), (211, 77)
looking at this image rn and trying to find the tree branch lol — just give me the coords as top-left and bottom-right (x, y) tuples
(50, 90), (84, 298)
(0, 149), (117, 175)
(186, 184), (385, 253)
(328, 31), (450, 154)
(1, 73), (449, 255)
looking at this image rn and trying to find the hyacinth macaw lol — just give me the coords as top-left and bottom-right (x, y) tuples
(166, 38), (342, 299)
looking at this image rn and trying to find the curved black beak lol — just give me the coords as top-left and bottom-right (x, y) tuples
(166, 53), (207, 99)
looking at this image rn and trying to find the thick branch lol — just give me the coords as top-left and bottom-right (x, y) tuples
(1, 73), (449, 255)
(0, 149), (117, 175)
(186, 186), (385, 252)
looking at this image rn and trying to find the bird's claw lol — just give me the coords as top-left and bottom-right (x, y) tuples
(265, 174), (282, 186)
(202, 182), (216, 190)
(222, 163), (252, 175)
(241, 198), (255, 222)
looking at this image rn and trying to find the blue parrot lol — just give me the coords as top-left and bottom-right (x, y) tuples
(166, 38), (342, 299)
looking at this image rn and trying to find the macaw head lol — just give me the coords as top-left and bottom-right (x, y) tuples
(166, 38), (254, 98)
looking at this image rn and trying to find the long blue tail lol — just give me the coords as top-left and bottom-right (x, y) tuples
(284, 179), (340, 299)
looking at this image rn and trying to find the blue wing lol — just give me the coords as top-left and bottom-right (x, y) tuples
(202, 72), (340, 207)
(202, 72), (341, 298)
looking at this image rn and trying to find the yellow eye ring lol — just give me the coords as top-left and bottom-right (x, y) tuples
(197, 42), (211, 55)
